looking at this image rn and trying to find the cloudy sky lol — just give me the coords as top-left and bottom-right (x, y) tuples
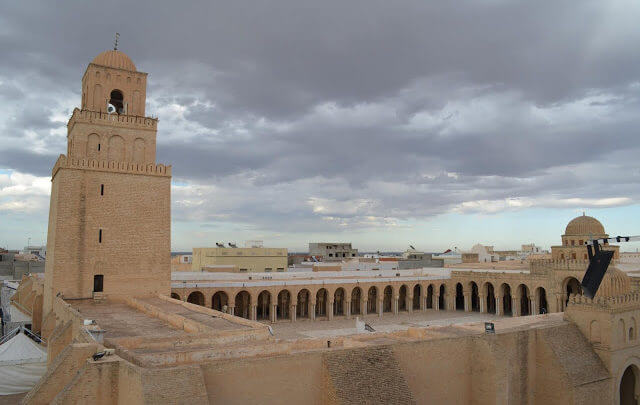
(1, 0), (640, 252)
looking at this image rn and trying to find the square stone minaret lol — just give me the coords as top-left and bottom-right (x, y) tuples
(43, 49), (171, 314)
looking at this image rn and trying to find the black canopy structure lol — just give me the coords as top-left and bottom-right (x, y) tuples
(581, 235), (640, 298)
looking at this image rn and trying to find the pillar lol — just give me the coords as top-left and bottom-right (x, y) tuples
(530, 295), (537, 315)
(407, 295), (413, 313)
(378, 298), (383, 318)
(345, 299), (351, 319)
(496, 297), (503, 316)
(251, 304), (257, 321)
(463, 293), (470, 312)
(420, 294), (426, 311)
(271, 304), (277, 323)
(205, 294), (212, 309)
(311, 303), (316, 321)
(291, 304), (297, 322)
(512, 297), (520, 317)
(393, 297), (398, 315)
(328, 300), (334, 320)
(479, 294), (486, 313)
(229, 305), (235, 316)
(361, 298), (367, 316)
(435, 294), (440, 311)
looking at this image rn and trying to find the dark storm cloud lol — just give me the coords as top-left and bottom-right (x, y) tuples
(1, 0), (640, 233)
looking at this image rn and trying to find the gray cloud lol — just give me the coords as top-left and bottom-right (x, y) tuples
(1, 0), (640, 245)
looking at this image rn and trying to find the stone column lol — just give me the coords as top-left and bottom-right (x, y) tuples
(378, 298), (384, 318)
(496, 297), (503, 316)
(271, 304), (278, 323)
(393, 297), (398, 315)
(479, 294), (486, 313)
(407, 295), (413, 313)
(291, 304), (297, 322)
(345, 299), (351, 319)
(311, 303), (316, 321)
(205, 294), (212, 309)
(512, 297), (520, 317)
(361, 299), (367, 316)
(420, 294), (426, 311)
(434, 294), (440, 311)
(229, 305), (235, 316)
(463, 293), (470, 312)
(530, 295), (537, 315)
(251, 305), (257, 321)
(328, 300), (334, 320)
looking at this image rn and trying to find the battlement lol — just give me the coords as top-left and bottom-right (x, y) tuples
(51, 154), (171, 178)
(67, 108), (157, 133)
(568, 292), (640, 312)
(529, 259), (589, 273)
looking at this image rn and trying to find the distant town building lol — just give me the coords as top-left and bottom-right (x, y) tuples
(309, 243), (358, 260)
(432, 248), (463, 265)
(0, 251), (44, 281)
(19, 246), (46, 260)
(469, 244), (498, 263)
(192, 247), (287, 273)
(171, 252), (192, 272)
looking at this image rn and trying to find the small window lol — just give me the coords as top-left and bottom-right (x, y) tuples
(93, 274), (104, 292)
(100, 184), (104, 196)
(277, 268), (284, 272)
(98, 143), (101, 151)
(239, 268), (247, 273)
(329, 253), (333, 257)
(571, 240), (575, 246)
(99, 229), (102, 243)
(265, 268), (272, 272)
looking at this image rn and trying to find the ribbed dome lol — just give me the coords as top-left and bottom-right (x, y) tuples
(564, 214), (605, 236)
(91, 50), (136, 71)
(595, 266), (631, 298)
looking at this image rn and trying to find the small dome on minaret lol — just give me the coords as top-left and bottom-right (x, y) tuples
(91, 50), (136, 71)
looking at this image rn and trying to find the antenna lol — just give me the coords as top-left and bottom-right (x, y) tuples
(114, 32), (120, 50)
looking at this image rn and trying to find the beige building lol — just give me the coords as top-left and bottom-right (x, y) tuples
(171, 253), (192, 272)
(192, 247), (287, 273)
(309, 242), (358, 260)
(12, 47), (640, 405)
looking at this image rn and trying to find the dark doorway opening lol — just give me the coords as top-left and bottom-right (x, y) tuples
(93, 274), (104, 292)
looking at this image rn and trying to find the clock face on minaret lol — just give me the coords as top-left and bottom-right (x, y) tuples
(43, 49), (172, 314)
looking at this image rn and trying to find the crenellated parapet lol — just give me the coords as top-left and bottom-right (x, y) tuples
(529, 259), (589, 274)
(51, 154), (171, 178)
(568, 292), (640, 312)
(67, 108), (157, 133)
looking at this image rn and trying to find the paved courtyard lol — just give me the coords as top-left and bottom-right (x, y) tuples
(266, 310), (505, 339)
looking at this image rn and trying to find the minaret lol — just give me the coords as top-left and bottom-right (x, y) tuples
(43, 48), (171, 314)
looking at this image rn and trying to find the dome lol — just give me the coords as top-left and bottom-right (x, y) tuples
(595, 266), (631, 298)
(564, 214), (605, 236)
(91, 50), (136, 71)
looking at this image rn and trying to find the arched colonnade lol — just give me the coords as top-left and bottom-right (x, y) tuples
(174, 279), (551, 322)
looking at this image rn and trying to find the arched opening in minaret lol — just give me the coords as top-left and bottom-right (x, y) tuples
(620, 365), (639, 405)
(109, 89), (125, 114)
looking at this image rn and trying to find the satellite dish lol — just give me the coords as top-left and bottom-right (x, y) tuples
(107, 103), (116, 114)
